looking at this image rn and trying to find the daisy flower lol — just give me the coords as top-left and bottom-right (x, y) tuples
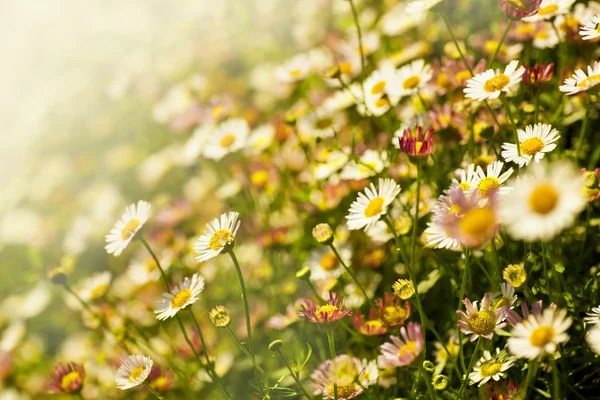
(202, 118), (249, 160)
(493, 283), (518, 312)
(508, 307), (572, 359)
(464, 60), (525, 101)
(310, 355), (368, 400)
(473, 161), (514, 198)
(587, 325), (600, 355)
(127, 248), (172, 286)
(469, 348), (516, 386)
(48, 362), (85, 393)
(453, 164), (478, 192)
(352, 310), (387, 336)
(155, 274), (205, 320)
(499, 161), (587, 241)
(346, 178), (402, 231)
(246, 124), (275, 155)
(424, 219), (462, 250)
(559, 61), (600, 95)
(78, 271), (112, 303)
(506, 300), (544, 326)
(398, 126), (434, 157)
(297, 110), (345, 140)
(522, 63), (554, 86)
(523, 0), (576, 22)
(105, 200), (151, 257)
(275, 53), (311, 83)
(457, 293), (507, 341)
(378, 322), (423, 367)
(115, 354), (153, 390)
(532, 22), (559, 48)
(340, 149), (387, 180)
(500, 0), (542, 19)
(580, 14), (600, 40)
(298, 291), (352, 324)
(390, 59), (433, 98)
(376, 292), (412, 327)
(406, 0), (444, 14)
(194, 212), (241, 262)
(585, 305), (600, 325)
(363, 66), (397, 101)
(501, 123), (560, 167)
(305, 246), (350, 284)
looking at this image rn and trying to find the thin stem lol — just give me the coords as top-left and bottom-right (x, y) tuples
(550, 356), (561, 400)
(326, 329), (339, 400)
(329, 243), (377, 311)
(228, 250), (254, 355)
(62, 284), (103, 322)
(411, 159), (422, 268)
(276, 348), (313, 399)
(458, 338), (481, 396)
(420, 363), (436, 399)
(523, 360), (538, 399)
(577, 205), (592, 276)
(439, 12), (473, 75)
(139, 236), (170, 292)
(457, 249), (471, 374)
(501, 95), (521, 156)
(174, 314), (204, 366)
(486, 20), (513, 69)
(225, 326), (266, 376)
(490, 239), (501, 285)
(429, 326), (463, 381)
(534, 91), (540, 124)
(348, 0), (367, 101)
(576, 98), (590, 159)
(143, 382), (164, 400)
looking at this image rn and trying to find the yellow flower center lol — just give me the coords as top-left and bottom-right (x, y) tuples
(459, 207), (495, 240)
(250, 170), (269, 187)
(483, 74), (510, 93)
(361, 320), (384, 334)
(374, 97), (389, 108)
(121, 218), (141, 241)
(437, 72), (452, 89)
(535, 29), (549, 40)
(596, 23), (600, 34)
(315, 117), (333, 130)
(515, 24), (536, 35)
(437, 341), (459, 362)
(128, 366), (145, 383)
(289, 68), (302, 78)
(371, 80), (387, 95)
(329, 383), (357, 398)
(494, 297), (511, 310)
(383, 305), (408, 326)
(403, 75), (421, 90)
(89, 283), (108, 300)
(449, 203), (463, 216)
(340, 62), (353, 75)
(484, 40), (505, 55)
(415, 141), (424, 154)
(578, 74), (600, 88)
(480, 361), (503, 377)
(528, 184), (559, 214)
(505, 0), (528, 11)
(537, 4), (559, 16)
(60, 371), (81, 391)
(455, 70), (472, 84)
(477, 176), (501, 197)
(398, 341), (418, 357)
(364, 197), (385, 218)
(468, 310), (497, 336)
(458, 182), (471, 191)
(144, 258), (157, 272)
(208, 229), (234, 251)
(219, 134), (236, 148)
(316, 304), (340, 321)
(521, 137), (545, 155)
(150, 376), (169, 391)
(529, 326), (555, 347)
(171, 288), (192, 308)
(320, 252), (339, 271)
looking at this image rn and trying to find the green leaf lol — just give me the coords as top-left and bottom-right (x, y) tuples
(299, 343), (312, 370)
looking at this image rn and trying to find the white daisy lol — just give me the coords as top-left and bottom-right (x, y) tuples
(346, 178), (402, 231)
(424, 220), (462, 251)
(559, 60), (600, 95)
(389, 59), (433, 98)
(343, 270), (382, 309)
(195, 212), (241, 262)
(312, 149), (349, 180)
(508, 307), (572, 359)
(501, 123), (560, 167)
(306, 246), (349, 283)
(472, 161), (514, 199)
(580, 13), (600, 40)
(356, 358), (379, 387)
(493, 283), (518, 312)
(406, 0), (444, 14)
(78, 271), (112, 302)
(587, 325), (600, 355)
(533, 23), (560, 49)
(469, 348), (515, 386)
(297, 110), (345, 140)
(127, 248), (172, 286)
(360, 94), (392, 117)
(585, 305), (600, 325)
(340, 149), (387, 180)
(499, 161), (587, 241)
(464, 60), (525, 101)
(245, 124), (275, 155)
(523, 0), (576, 22)
(275, 53), (311, 83)
(155, 274), (205, 320)
(363, 65), (399, 102)
(202, 118), (249, 160)
(115, 354), (153, 390)
(452, 164), (478, 193)
(105, 200), (151, 257)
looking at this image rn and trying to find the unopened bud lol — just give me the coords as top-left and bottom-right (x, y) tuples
(47, 265), (67, 286)
(422, 360), (435, 373)
(583, 171), (599, 189)
(432, 375), (449, 390)
(269, 340), (284, 352)
(312, 223), (334, 245)
(209, 306), (231, 328)
(295, 267), (311, 281)
(392, 279), (415, 300)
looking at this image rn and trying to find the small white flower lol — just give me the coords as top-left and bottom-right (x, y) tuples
(523, 0), (576, 22)
(155, 274), (205, 320)
(406, 0), (444, 14)
(585, 305), (600, 326)
(559, 60), (600, 95)
(501, 123), (560, 167)
(340, 149), (387, 180)
(105, 201), (151, 257)
(464, 60), (525, 101)
(115, 354), (153, 390)
(389, 59), (432, 98)
(580, 13), (600, 41)
(587, 325), (600, 355)
(203, 118), (249, 160)
(194, 212), (241, 262)
(472, 161), (514, 199)
(275, 54), (311, 83)
(346, 178), (402, 231)
(78, 271), (112, 302)
(469, 348), (515, 386)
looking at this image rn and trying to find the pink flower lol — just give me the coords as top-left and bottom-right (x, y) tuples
(48, 362), (85, 393)
(298, 292), (352, 324)
(310, 355), (368, 399)
(506, 300), (546, 326)
(398, 126), (434, 157)
(378, 322), (423, 367)
(457, 294), (507, 341)
(500, 0), (542, 19)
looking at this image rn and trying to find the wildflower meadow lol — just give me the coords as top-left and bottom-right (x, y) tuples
(3, 0), (600, 399)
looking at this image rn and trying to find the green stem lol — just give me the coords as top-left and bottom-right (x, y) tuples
(550, 356), (561, 399)
(225, 325), (266, 377)
(523, 360), (538, 399)
(143, 382), (164, 400)
(534, 91), (540, 124)
(576, 98), (590, 159)
(326, 329), (338, 400)
(228, 250), (254, 356)
(501, 95), (521, 156)
(490, 238), (501, 285)
(174, 315), (205, 368)
(420, 363), (436, 399)
(457, 249), (471, 374)
(577, 205), (592, 276)
(276, 349), (313, 399)
(458, 338), (481, 396)
(486, 20), (513, 69)
(348, 0), (367, 101)
(139, 236), (170, 292)
(429, 326), (463, 381)
(329, 243), (377, 312)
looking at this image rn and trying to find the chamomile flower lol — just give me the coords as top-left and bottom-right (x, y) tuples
(275, 54), (311, 83)
(298, 291), (352, 324)
(473, 161), (514, 198)
(78, 272), (112, 303)
(424, 219), (462, 250)
(390, 59), (432, 98)
(154, 274), (205, 320)
(559, 61), (600, 95)
(105, 200), (151, 257)
(346, 178), (402, 231)
(340, 149), (387, 180)
(203, 118), (249, 160)
(457, 294), (507, 341)
(580, 14), (600, 40)
(464, 60), (525, 101)
(378, 322), (423, 367)
(469, 348), (516, 386)
(493, 283), (518, 312)
(310, 355), (368, 400)
(194, 212), (241, 262)
(297, 110), (345, 140)
(127, 248), (172, 286)
(499, 161), (587, 241)
(48, 362), (85, 393)
(115, 354), (153, 390)
(501, 124), (560, 167)
(406, 0), (444, 14)
(246, 124), (275, 155)
(532, 22), (560, 48)
(523, 0), (576, 22)
(587, 325), (600, 355)
(305, 246), (350, 283)
(508, 307), (572, 359)
(584, 305), (600, 325)
(452, 164), (478, 193)
(363, 66), (397, 100)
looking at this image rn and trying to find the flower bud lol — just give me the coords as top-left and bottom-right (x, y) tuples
(432, 374), (449, 390)
(422, 360), (435, 373)
(295, 266), (311, 281)
(268, 340), (284, 352)
(503, 264), (527, 289)
(209, 306), (231, 328)
(47, 265), (67, 286)
(392, 279), (415, 300)
(583, 171), (599, 189)
(312, 223), (334, 245)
